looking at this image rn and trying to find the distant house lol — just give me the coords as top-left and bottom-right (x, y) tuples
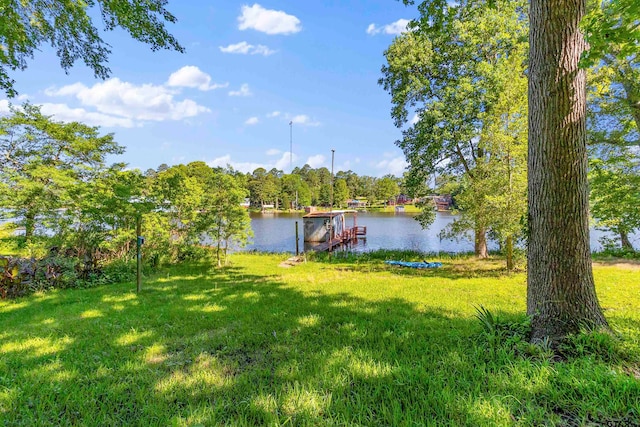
(434, 195), (452, 211)
(347, 199), (367, 209)
(260, 204), (275, 213)
(240, 198), (250, 208)
(396, 194), (413, 205)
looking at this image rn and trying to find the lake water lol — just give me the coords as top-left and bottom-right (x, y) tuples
(244, 211), (637, 254)
(3, 211), (635, 254)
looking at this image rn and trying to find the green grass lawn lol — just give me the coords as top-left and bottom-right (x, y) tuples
(1, 253), (639, 426)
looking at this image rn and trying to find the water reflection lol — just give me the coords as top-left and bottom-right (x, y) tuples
(246, 211), (486, 254)
(244, 211), (633, 254)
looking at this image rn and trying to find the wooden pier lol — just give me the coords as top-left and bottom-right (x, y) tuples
(302, 210), (366, 252)
(311, 225), (367, 252)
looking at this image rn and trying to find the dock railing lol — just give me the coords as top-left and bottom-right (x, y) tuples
(311, 225), (367, 253)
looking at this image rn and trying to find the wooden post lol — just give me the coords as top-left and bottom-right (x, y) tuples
(329, 149), (335, 258)
(295, 221), (299, 256)
(136, 215), (141, 293)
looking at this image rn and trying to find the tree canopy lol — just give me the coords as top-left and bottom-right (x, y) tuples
(0, 0), (184, 97)
(0, 103), (122, 241)
(586, 11), (640, 251)
(582, 0), (640, 66)
(380, 0), (529, 261)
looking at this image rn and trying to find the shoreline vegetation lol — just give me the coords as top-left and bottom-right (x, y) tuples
(249, 204), (427, 214)
(1, 246), (639, 425)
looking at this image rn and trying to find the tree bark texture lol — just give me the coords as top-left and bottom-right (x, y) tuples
(620, 230), (633, 251)
(24, 210), (35, 243)
(475, 226), (488, 259)
(527, 0), (609, 341)
(506, 235), (514, 271)
(619, 67), (640, 144)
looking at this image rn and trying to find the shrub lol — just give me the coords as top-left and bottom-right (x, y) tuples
(33, 255), (80, 289)
(474, 305), (533, 357)
(1, 253), (141, 299)
(176, 244), (211, 262)
(473, 306), (629, 364)
(594, 237), (639, 259)
(557, 330), (621, 363)
(0, 256), (35, 298)
(100, 259), (136, 285)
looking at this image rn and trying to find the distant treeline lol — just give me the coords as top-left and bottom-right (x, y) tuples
(145, 163), (421, 210)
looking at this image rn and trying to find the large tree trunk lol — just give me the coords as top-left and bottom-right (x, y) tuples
(619, 64), (640, 148)
(506, 235), (514, 271)
(474, 225), (488, 259)
(527, 0), (609, 342)
(620, 230), (634, 251)
(216, 223), (222, 268)
(24, 209), (35, 243)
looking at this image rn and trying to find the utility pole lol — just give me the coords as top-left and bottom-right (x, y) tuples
(329, 149), (335, 257)
(330, 149), (335, 209)
(136, 214), (142, 293)
(289, 121), (293, 172)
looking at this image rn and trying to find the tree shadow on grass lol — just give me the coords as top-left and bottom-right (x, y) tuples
(320, 259), (519, 281)
(0, 261), (638, 426)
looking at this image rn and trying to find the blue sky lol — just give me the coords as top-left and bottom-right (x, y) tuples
(1, 1), (420, 177)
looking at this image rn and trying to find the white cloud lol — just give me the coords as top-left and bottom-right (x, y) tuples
(238, 4), (301, 35)
(0, 99), (10, 114)
(208, 154), (260, 172)
(266, 148), (281, 155)
(0, 99), (136, 127)
(220, 41), (252, 54)
(375, 156), (408, 177)
(245, 116), (259, 125)
(290, 114), (320, 126)
(207, 152), (298, 173)
(229, 83), (252, 97)
(306, 154), (325, 168)
(338, 161), (352, 171)
(45, 82), (86, 97)
(267, 111), (320, 126)
(366, 19), (410, 36)
(385, 19), (411, 35)
(45, 77), (210, 123)
(275, 152), (296, 170)
(252, 45), (278, 56)
(39, 103), (136, 128)
(166, 65), (227, 91)
(219, 41), (276, 56)
(410, 113), (419, 125)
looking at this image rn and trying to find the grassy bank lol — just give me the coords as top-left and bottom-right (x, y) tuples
(1, 252), (639, 426)
(368, 204), (423, 213)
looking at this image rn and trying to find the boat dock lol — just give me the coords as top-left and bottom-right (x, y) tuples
(311, 225), (367, 252)
(302, 210), (366, 252)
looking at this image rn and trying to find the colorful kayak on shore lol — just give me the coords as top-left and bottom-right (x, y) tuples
(384, 260), (442, 269)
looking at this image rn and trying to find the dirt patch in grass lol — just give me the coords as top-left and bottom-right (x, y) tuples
(623, 364), (640, 380)
(594, 259), (640, 271)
